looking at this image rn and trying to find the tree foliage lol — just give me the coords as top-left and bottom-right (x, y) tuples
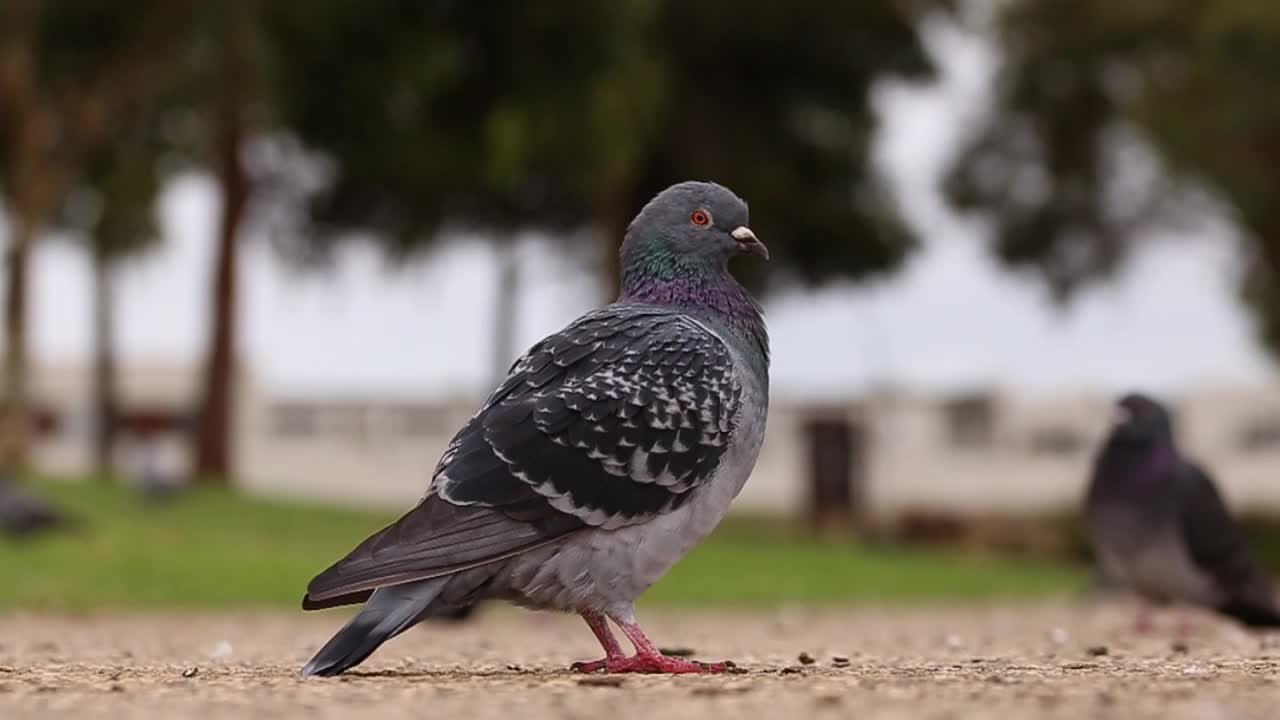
(946, 0), (1280, 352)
(268, 1), (938, 295)
(0, 0), (182, 468)
(266, 0), (659, 255)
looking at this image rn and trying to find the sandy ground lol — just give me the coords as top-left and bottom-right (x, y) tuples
(3, 602), (1280, 719)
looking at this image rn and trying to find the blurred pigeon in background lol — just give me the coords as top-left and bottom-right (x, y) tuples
(0, 474), (74, 539)
(301, 181), (770, 677)
(1085, 393), (1280, 630)
(132, 448), (189, 505)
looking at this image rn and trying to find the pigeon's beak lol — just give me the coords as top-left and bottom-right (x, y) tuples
(731, 226), (768, 260)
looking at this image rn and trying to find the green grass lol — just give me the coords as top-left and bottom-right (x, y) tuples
(0, 480), (1085, 610)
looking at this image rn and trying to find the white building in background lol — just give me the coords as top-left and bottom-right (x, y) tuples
(24, 361), (1280, 518)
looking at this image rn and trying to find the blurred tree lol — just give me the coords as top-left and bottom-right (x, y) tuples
(166, 3), (272, 484)
(0, 0), (68, 468)
(267, 0), (662, 382)
(270, 1), (939, 385)
(76, 117), (164, 478)
(946, 1), (1280, 354)
(0, 1), (181, 470)
(605, 0), (940, 296)
(42, 3), (181, 479)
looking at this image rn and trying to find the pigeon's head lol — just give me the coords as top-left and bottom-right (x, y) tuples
(1110, 393), (1174, 445)
(620, 181), (767, 284)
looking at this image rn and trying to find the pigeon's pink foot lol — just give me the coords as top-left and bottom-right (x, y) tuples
(1134, 606), (1155, 634)
(603, 653), (729, 674)
(572, 610), (624, 673)
(1174, 609), (1196, 638)
(570, 657), (610, 673)
(575, 611), (732, 674)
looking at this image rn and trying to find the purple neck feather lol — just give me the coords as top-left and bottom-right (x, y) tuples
(621, 265), (768, 361)
(1102, 436), (1177, 486)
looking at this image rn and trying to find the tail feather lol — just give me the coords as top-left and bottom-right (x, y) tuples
(302, 577), (448, 677)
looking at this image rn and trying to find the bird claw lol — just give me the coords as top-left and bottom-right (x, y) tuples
(572, 653), (732, 674)
(570, 658), (610, 673)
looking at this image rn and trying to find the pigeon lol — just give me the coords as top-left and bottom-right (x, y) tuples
(1084, 393), (1280, 629)
(0, 474), (74, 539)
(428, 603), (477, 623)
(301, 181), (770, 676)
(132, 453), (189, 504)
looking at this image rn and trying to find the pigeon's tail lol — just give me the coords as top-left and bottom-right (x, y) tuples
(302, 577), (448, 677)
(1219, 599), (1280, 629)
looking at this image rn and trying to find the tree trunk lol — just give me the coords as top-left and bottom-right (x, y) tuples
(0, 8), (46, 472)
(1, 218), (33, 472)
(192, 94), (247, 484)
(489, 239), (520, 387)
(91, 249), (117, 478)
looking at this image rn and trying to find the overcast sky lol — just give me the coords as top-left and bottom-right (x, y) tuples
(7, 18), (1273, 401)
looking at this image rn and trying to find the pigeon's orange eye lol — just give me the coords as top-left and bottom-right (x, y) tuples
(690, 209), (712, 227)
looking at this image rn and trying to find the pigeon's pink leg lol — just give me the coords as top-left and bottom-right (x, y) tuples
(1174, 608), (1196, 638)
(601, 621), (730, 674)
(1134, 604), (1154, 634)
(570, 611), (626, 673)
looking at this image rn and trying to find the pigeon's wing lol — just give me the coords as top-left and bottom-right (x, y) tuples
(303, 489), (578, 608)
(1177, 462), (1280, 626)
(305, 306), (742, 607)
(438, 306), (742, 527)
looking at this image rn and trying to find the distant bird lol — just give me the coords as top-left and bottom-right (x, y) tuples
(0, 474), (73, 539)
(1085, 393), (1280, 630)
(132, 452), (189, 505)
(301, 181), (770, 677)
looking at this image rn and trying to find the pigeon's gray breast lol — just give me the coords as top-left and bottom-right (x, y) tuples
(480, 312), (769, 617)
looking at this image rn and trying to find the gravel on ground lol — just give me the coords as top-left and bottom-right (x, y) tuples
(3, 601), (1280, 720)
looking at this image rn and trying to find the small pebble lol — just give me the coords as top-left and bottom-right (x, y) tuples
(109, 683), (125, 693)
(1171, 641), (1190, 654)
(659, 647), (696, 657)
(577, 676), (624, 688)
(831, 656), (850, 667)
(692, 684), (752, 697)
(181, 667), (199, 679)
(1086, 645), (1109, 657)
(798, 652), (816, 665)
(780, 666), (804, 675)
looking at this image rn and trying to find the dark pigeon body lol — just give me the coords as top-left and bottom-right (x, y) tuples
(0, 475), (74, 539)
(1085, 393), (1280, 627)
(302, 181), (770, 676)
